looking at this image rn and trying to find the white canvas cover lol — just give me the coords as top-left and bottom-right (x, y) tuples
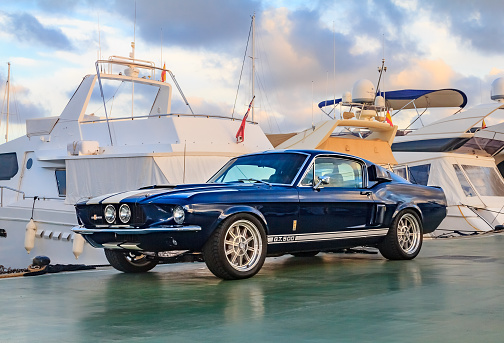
(66, 157), (168, 204)
(427, 157), (485, 208)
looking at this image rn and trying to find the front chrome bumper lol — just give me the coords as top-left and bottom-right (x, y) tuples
(72, 225), (202, 235)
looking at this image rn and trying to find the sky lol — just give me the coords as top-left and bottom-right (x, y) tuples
(0, 0), (503, 142)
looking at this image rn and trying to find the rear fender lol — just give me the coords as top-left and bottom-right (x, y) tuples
(392, 203), (423, 223)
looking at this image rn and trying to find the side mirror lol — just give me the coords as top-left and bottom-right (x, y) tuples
(313, 175), (330, 190)
(368, 165), (392, 183)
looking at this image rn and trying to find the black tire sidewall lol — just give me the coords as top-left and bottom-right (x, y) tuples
(104, 249), (158, 273)
(204, 213), (267, 280)
(379, 209), (423, 260)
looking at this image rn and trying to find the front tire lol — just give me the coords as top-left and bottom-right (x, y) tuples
(378, 209), (423, 260)
(104, 249), (158, 273)
(203, 214), (267, 280)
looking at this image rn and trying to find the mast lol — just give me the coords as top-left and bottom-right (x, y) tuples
(5, 62), (10, 142)
(251, 13), (255, 122)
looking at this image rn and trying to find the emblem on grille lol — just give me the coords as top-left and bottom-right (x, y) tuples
(91, 214), (103, 220)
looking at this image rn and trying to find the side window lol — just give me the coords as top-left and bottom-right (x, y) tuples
(0, 152), (18, 180)
(408, 164), (430, 186)
(311, 157), (363, 188)
(55, 169), (66, 197)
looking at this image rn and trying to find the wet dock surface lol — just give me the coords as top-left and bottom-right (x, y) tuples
(2, 233), (504, 343)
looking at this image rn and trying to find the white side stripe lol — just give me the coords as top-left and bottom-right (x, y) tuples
(267, 228), (388, 244)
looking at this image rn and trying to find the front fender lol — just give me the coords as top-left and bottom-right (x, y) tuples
(213, 205), (270, 234)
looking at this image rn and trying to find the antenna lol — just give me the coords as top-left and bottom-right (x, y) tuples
(5, 62), (10, 142)
(333, 21), (336, 117)
(97, 13), (102, 62)
(375, 35), (387, 102)
(134, 1), (136, 46)
(251, 13), (255, 122)
(311, 80), (314, 130)
(160, 27), (163, 72)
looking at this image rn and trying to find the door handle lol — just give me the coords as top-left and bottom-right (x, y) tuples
(360, 191), (372, 196)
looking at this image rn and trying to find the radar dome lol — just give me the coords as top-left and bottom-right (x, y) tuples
(374, 95), (385, 108)
(342, 91), (352, 103)
(491, 78), (504, 101)
(352, 79), (375, 103)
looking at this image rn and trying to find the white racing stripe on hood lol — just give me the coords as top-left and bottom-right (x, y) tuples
(101, 189), (166, 204)
(86, 189), (167, 205)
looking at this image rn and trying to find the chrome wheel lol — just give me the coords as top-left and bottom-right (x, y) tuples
(397, 213), (421, 254)
(378, 209), (423, 260)
(203, 213), (267, 280)
(224, 219), (263, 272)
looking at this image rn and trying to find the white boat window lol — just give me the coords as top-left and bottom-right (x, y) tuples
(87, 80), (160, 118)
(461, 165), (504, 197)
(393, 167), (407, 180)
(0, 152), (18, 180)
(408, 164), (430, 186)
(55, 169), (66, 197)
(453, 164), (476, 197)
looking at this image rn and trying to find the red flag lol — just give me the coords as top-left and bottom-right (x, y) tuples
(161, 63), (166, 82)
(385, 110), (393, 126)
(482, 119), (487, 129)
(236, 96), (255, 143)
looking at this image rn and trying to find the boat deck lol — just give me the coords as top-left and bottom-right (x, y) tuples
(2, 233), (504, 342)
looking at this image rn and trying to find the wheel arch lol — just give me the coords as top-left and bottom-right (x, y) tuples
(392, 203), (423, 227)
(215, 206), (269, 234)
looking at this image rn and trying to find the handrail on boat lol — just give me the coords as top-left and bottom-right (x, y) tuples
(80, 112), (259, 125)
(0, 186), (25, 207)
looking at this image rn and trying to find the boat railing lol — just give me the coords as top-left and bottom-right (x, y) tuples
(0, 186), (25, 207)
(80, 112), (259, 125)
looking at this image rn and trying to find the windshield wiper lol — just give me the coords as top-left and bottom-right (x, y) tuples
(238, 178), (272, 186)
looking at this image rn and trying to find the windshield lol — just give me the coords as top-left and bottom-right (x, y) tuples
(208, 153), (308, 185)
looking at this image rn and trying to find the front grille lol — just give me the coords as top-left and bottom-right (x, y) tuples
(78, 203), (146, 228)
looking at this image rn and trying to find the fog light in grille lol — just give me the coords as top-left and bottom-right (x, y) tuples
(104, 205), (116, 224)
(119, 204), (131, 223)
(173, 206), (185, 224)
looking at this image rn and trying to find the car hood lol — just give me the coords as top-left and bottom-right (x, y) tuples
(81, 183), (268, 205)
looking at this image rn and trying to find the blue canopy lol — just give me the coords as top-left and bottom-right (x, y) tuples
(318, 89), (467, 110)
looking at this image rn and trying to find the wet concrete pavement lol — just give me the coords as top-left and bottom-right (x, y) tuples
(2, 233), (504, 342)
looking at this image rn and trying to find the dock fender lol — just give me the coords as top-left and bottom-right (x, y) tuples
(24, 219), (37, 254)
(72, 233), (85, 259)
(215, 206), (269, 234)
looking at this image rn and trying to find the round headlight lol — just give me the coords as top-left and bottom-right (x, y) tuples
(119, 204), (131, 223)
(104, 204), (116, 224)
(173, 206), (185, 224)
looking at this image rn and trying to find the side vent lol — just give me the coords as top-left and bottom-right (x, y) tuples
(372, 204), (386, 226)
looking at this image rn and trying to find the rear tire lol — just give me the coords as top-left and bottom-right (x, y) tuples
(203, 214), (267, 280)
(104, 249), (158, 273)
(378, 209), (423, 260)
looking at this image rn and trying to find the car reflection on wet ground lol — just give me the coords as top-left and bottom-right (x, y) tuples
(2, 233), (504, 343)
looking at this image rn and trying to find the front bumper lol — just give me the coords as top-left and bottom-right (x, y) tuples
(72, 225), (202, 235)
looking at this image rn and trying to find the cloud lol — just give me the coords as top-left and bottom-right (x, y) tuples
(112, 0), (261, 53)
(422, 0), (504, 55)
(0, 11), (74, 51)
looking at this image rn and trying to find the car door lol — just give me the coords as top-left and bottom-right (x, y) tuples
(296, 156), (376, 244)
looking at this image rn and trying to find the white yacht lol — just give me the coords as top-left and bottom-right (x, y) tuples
(0, 44), (272, 268)
(392, 78), (504, 237)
